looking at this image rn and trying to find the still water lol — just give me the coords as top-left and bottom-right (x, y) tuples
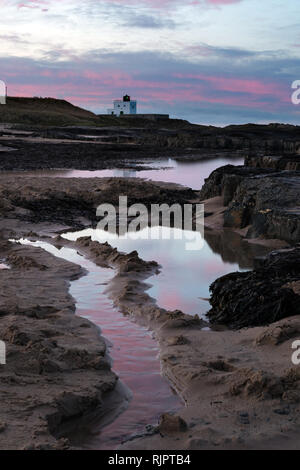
(18, 239), (181, 449)
(13, 155), (270, 448)
(1, 156), (243, 190)
(63, 228), (245, 317)
(62, 227), (270, 317)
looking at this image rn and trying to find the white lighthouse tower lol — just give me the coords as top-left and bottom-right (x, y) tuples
(0, 80), (6, 105)
(108, 94), (137, 116)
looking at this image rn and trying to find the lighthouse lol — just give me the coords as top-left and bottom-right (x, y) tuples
(107, 94), (137, 116)
(0, 80), (6, 105)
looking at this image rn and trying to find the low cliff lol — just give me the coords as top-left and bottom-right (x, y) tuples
(200, 165), (300, 244)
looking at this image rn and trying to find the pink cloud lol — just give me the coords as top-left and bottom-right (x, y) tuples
(12, 0), (243, 11)
(206, 0), (241, 4)
(190, 0), (242, 6)
(174, 73), (290, 103)
(2, 50), (292, 120)
(107, 0), (243, 7)
(18, 0), (48, 10)
(7, 66), (289, 114)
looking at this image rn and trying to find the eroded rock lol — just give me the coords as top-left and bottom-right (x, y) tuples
(158, 413), (187, 434)
(208, 247), (300, 328)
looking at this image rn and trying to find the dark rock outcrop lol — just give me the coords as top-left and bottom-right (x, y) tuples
(207, 247), (300, 329)
(245, 154), (300, 171)
(223, 173), (300, 243)
(199, 165), (275, 204)
(200, 165), (300, 244)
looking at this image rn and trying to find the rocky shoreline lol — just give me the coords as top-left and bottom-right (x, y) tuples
(0, 176), (199, 449)
(199, 158), (300, 329)
(66, 237), (300, 451)
(200, 164), (300, 244)
(1, 122), (300, 171)
(118, 157), (300, 449)
(0, 125), (300, 449)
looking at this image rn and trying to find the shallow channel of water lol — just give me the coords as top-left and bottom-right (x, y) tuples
(18, 239), (181, 449)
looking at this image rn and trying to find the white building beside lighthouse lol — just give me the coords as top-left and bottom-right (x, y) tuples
(107, 94), (137, 116)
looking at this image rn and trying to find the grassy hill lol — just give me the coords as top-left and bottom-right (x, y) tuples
(0, 97), (143, 127)
(0, 97), (104, 126)
(0, 96), (198, 128)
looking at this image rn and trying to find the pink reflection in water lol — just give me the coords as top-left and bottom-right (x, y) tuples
(1, 156), (244, 190)
(71, 263), (180, 449)
(0, 263), (9, 270)
(18, 240), (180, 449)
(65, 228), (245, 317)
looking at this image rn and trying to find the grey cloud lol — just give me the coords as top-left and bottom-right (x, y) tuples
(120, 14), (176, 29)
(0, 33), (31, 45)
(70, 1), (179, 30)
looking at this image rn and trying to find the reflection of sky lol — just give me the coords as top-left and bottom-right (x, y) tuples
(64, 227), (245, 317)
(1, 156), (244, 190)
(0, 263), (9, 270)
(17, 239), (180, 449)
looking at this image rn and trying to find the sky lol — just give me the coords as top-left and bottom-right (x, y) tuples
(0, 0), (300, 125)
